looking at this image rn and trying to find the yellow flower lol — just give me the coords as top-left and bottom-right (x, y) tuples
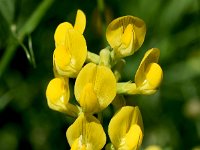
(46, 77), (70, 112)
(53, 10), (87, 78)
(108, 106), (143, 150)
(135, 48), (163, 94)
(75, 63), (116, 113)
(106, 16), (146, 58)
(53, 29), (87, 78)
(54, 9), (86, 47)
(66, 114), (106, 150)
(46, 77), (79, 117)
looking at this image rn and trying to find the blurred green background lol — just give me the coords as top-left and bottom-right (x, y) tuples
(0, 0), (200, 149)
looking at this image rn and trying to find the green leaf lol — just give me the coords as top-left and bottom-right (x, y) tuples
(28, 35), (36, 68)
(0, 0), (15, 24)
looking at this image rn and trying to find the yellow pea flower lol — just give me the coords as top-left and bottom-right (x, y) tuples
(46, 77), (79, 117)
(75, 63), (116, 113)
(53, 9), (87, 78)
(46, 77), (70, 112)
(54, 9), (86, 47)
(108, 106), (143, 150)
(66, 114), (106, 150)
(53, 29), (87, 78)
(106, 16), (146, 58)
(135, 48), (163, 94)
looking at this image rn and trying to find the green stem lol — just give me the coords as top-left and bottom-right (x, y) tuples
(111, 95), (126, 111)
(110, 49), (122, 65)
(0, 0), (54, 78)
(0, 39), (18, 78)
(97, 0), (104, 13)
(99, 47), (111, 67)
(86, 51), (100, 64)
(113, 59), (125, 81)
(98, 111), (103, 124)
(117, 82), (138, 94)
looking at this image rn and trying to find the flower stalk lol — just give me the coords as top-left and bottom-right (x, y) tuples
(99, 47), (111, 68)
(86, 51), (100, 64)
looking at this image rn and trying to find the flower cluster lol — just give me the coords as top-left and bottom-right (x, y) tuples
(46, 9), (163, 150)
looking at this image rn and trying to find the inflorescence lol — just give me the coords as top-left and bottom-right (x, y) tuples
(46, 10), (163, 150)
